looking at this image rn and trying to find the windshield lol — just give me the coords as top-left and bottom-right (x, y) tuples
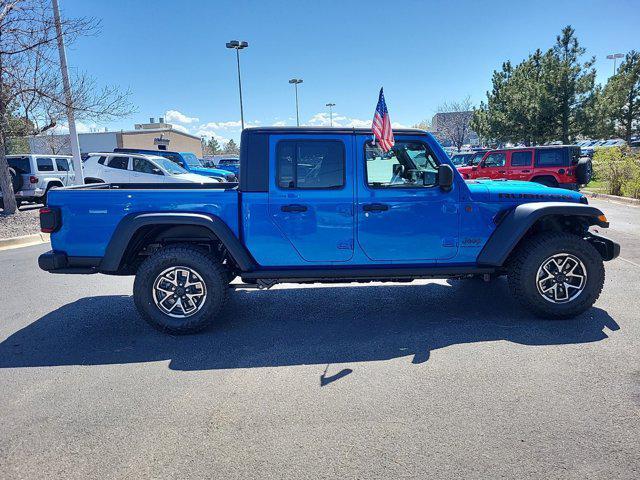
(451, 154), (471, 166)
(151, 157), (188, 175)
(219, 159), (239, 165)
(8, 157), (31, 174)
(180, 152), (202, 168)
(468, 152), (486, 166)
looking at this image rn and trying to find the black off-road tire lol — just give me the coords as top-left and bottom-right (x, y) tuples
(133, 244), (229, 334)
(507, 231), (605, 319)
(576, 157), (593, 185)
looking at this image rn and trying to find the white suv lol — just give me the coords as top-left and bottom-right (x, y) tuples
(83, 153), (221, 185)
(1, 154), (76, 207)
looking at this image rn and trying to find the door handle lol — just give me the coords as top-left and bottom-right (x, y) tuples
(281, 204), (307, 213)
(363, 203), (389, 212)
(522, 170), (530, 173)
(498, 170), (506, 174)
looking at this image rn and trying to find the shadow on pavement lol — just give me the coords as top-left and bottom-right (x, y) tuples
(0, 279), (619, 372)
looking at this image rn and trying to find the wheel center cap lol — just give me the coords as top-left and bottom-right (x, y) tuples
(556, 274), (566, 283)
(175, 287), (186, 296)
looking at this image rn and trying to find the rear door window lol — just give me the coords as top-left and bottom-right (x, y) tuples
(107, 156), (130, 170)
(535, 149), (566, 167)
(277, 140), (345, 189)
(36, 157), (54, 172)
(510, 151), (532, 167)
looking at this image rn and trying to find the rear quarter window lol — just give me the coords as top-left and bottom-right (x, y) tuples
(535, 149), (567, 167)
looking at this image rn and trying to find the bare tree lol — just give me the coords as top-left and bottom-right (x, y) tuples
(0, 0), (133, 214)
(435, 96), (474, 152)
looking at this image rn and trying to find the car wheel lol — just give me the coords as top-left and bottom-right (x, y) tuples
(133, 244), (229, 334)
(507, 232), (604, 319)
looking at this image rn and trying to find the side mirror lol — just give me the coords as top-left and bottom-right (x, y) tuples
(472, 166), (478, 171)
(438, 164), (454, 191)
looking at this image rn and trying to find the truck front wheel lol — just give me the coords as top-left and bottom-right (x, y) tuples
(507, 232), (605, 318)
(133, 244), (228, 334)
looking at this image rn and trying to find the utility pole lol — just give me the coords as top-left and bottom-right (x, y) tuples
(606, 53), (624, 76)
(325, 103), (335, 127)
(226, 40), (249, 130)
(289, 79), (303, 126)
(52, 0), (83, 184)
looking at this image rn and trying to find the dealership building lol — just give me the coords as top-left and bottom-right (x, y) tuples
(28, 118), (203, 157)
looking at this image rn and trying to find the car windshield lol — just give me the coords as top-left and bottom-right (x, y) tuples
(8, 157), (31, 174)
(181, 152), (202, 168)
(219, 159), (239, 165)
(468, 152), (486, 166)
(450, 154), (471, 166)
(151, 157), (187, 174)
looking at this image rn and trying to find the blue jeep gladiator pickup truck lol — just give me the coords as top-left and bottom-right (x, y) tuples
(39, 127), (620, 334)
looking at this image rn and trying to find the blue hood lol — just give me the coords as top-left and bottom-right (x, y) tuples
(466, 179), (586, 204)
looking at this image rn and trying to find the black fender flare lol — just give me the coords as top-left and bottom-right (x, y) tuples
(477, 202), (608, 267)
(99, 212), (257, 272)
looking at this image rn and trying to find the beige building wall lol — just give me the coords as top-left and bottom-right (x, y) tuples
(118, 130), (203, 156)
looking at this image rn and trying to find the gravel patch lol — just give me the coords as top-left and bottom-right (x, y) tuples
(0, 206), (41, 239)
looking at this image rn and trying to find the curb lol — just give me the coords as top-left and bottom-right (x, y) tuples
(581, 190), (640, 206)
(0, 232), (50, 251)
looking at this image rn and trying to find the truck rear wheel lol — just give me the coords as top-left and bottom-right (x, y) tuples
(133, 244), (228, 334)
(507, 232), (604, 319)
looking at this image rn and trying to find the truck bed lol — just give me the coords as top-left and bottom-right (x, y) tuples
(47, 183), (240, 258)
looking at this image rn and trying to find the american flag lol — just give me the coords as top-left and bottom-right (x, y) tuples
(372, 87), (394, 152)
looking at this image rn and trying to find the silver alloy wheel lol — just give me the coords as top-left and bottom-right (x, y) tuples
(152, 266), (207, 318)
(536, 253), (587, 304)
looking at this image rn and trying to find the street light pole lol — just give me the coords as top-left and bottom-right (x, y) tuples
(289, 79), (303, 126)
(52, 0), (83, 185)
(226, 40), (249, 130)
(325, 103), (335, 127)
(606, 53), (624, 76)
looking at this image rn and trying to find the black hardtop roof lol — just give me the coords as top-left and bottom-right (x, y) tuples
(243, 126), (426, 136)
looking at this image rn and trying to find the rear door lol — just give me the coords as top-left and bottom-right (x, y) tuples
(268, 134), (354, 262)
(478, 151), (507, 179)
(508, 150), (533, 181)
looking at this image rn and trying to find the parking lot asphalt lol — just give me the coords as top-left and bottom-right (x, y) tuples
(0, 198), (638, 479)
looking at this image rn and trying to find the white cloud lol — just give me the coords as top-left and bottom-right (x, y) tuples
(272, 120), (286, 126)
(170, 123), (189, 133)
(51, 121), (99, 134)
(199, 120), (242, 130)
(307, 112), (371, 128)
(165, 110), (199, 124)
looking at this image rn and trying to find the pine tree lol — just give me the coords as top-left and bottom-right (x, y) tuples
(223, 139), (239, 155)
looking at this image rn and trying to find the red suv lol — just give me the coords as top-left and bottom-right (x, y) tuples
(457, 146), (592, 189)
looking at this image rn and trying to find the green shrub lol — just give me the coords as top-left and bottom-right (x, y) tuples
(592, 147), (640, 198)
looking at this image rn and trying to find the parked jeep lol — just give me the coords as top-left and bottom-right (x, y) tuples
(0, 154), (76, 209)
(458, 146), (592, 189)
(39, 128), (619, 334)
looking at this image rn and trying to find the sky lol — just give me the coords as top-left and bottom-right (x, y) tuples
(60, 0), (639, 144)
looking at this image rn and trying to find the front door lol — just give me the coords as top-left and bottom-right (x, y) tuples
(268, 134), (354, 262)
(478, 151), (507, 179)
(356, 137), (459, 262)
